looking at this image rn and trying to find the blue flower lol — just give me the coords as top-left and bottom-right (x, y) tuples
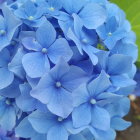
(72, 71), (121, 130)
(96, 17), (129, 49)
(31, 59), (88, 118)
(14, 0), (46, 27)
(28, 110), (86, 140)
(0, 5), (22, 51)
(95, 52), (136, 90)
(22, 21), (73, 78)
(56, 0), (107, 34)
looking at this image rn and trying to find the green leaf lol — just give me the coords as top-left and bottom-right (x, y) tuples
(111, 0), (140, 62)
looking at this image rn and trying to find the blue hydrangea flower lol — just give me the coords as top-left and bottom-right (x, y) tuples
(95, 52), (136, 89)
(14, 0), (46, 27)
(72, 71), (121, 130)
(31, 59), (88, 118)
(0, 5), (21, 51)
(28, 110), (87, 140)
(22, 21), (73, 78)
(96, 17), (129, 49)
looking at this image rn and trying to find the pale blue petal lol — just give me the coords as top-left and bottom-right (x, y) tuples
(61, 66), (89, 92)
(111, 117), (131, 131)
(0, 106), (16, 131)
(72, 83), (89, 107)
(28, 110), (57, 134)
(47, 125), (68, 140)
(0, 68), (14, 90)
(108, 54), (133, 75)
(22, 37), (42, 51)
(91, 105), (110, 130)
(88, 71), (111, 97)
(72, 103), (91, 128)
(47, 88), (73, 118)
(79, 3), (106, 29)
(36, 21), (56, 47)
(48, 38), (73, 64)
(15, 117), (36, 138)
(22, 52), (48, 78)
(16, 83), (38, 112)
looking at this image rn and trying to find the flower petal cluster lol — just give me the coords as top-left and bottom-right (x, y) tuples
(0, 0), (138, 140)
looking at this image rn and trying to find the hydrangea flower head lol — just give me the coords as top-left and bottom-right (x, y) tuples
(0, 0), (138, 140)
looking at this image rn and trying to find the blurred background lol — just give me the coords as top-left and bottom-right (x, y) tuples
(111, 0), (140, 139)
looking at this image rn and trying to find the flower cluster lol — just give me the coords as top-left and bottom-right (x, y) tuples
(0, 0), (138, 140)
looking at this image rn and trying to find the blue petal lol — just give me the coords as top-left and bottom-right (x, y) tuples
(48, 0), (62, 9)
(28, 110), (57, 134)
(2, 5), (22, 41)
(62, 0), (87, 14)
(93, 128), (116, 140)
(22, 52), (49, 78)
(50, 58), (70, 80)
(69, 134), (86, 140)
(61, 66), (89, 92)
(91, 105), (110, 130)
(15, 117), (36, 138)
(0, 48), (10, 67)
(8, 48), (26, 80)
(72, 103), (91, 128)
(22, 37), (42, 51)
(16, 83), (38, 112)
(87, 71), (111, 97)
(48, 38), (73, 64)
(0, 78), (21, 98)
(24, 1), (37, 16)
(47, 125), (68, 140)
(79, 3), (106, 29)
(0, 105), (16, 131)
(72, 83), (89, 107)
(110, 75), (136, 87)
(47, 88), (73, 118)
(36, 21), (56, 48)
(111, 117), (131, 131)
(30, 74), (55, 104)
(0, 68), (14, 90)
(105, 97), (130, 117)
(108, 54), (133, 75)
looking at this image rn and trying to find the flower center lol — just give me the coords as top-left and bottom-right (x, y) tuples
(55, 81), (62, 88)
(58, 117), (63, 122)
(82, 38), (88, 44)
(42, 48), (48, 54)
(108, 32), (112, 36)
(90, 98), (96, 105)
(28, 16), (34, 21)
(5, 99), (11, 105)
(0, 30), (6, 36)
(49, 7), (55, 11)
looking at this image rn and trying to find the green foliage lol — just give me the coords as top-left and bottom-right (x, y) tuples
(111, 0), (140, 63)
